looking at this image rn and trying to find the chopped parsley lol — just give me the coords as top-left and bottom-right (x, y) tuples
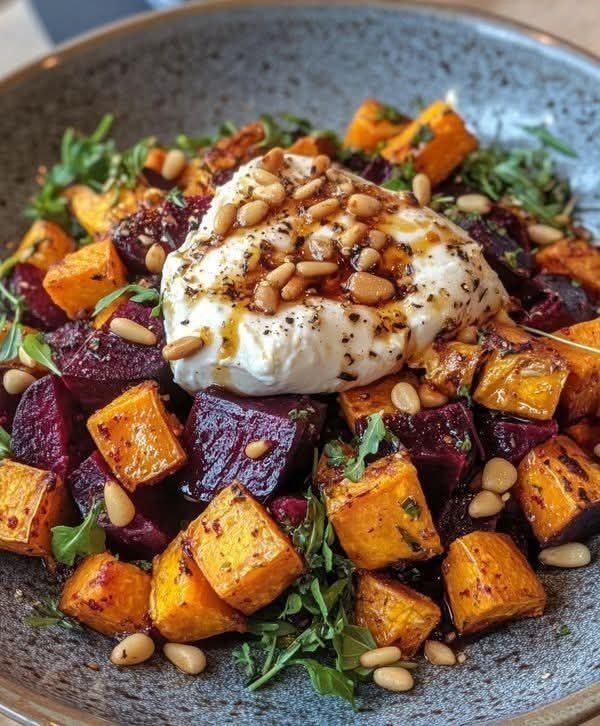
(410, 123), (435, 148)
(556, 624), (571, 637)
(288, 408), (310, 422)
(401, 496), (422, 520)
(455, 434), (472, 452)
(375, 104), (407, 124)
(24, 597), (81, 630)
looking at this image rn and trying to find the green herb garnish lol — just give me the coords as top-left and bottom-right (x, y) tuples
(344, 412), (388, 482)
(523, 125), (577, 158)
(21, 333), (61, 376)
(92, 283), (160, 317)
(401, 496), (422, 520)
(455, 434), (472, 452)
(0, 280), (24, 362)
(51, 499), (106, 566)
(0, 426), (11, 460)
(411, 123), (434, 148)
(556, 624), (571, 637)
(375, 104), (406, 124)
(165, 187), (186, 208)
(24, 597), (81, 630)
(324, 440), (348, 468)
(288, 408), (310, 422)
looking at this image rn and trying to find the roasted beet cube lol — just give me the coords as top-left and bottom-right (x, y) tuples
(436, 491), (499, 549)
(476, 409), (557, 465)
(0, 385), (20, 431)
(69, 451), (177, 558)
(517, 274), (595, 332)
(46, 320), (92, 370)
(12, 375), (90, 478)
(178, 387), (326, 502)
(61, 301), (168, 409)
(269, 495), (308, 529)
(10, 263), (67, 330)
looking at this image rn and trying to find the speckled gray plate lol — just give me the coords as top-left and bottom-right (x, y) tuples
(0, 2), (599, 724)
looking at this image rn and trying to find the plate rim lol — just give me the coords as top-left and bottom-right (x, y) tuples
(0, 1), (598, 724)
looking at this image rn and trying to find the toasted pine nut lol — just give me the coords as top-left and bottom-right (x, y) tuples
(594, 443), (600, 458)
(238, 200), (269, 227)
(296, 261), (338, 278)
(18, 346), (36, 369)
(214, 203), (238, 237)
(261, 147), (284, 173)
(355, 247), (381, 271)
(468, 490), (504, 518)
(373, 667), (414, 692)
(308, 236), (334, 261)
(346, 271), (395, 305)
(3, 369), (35, 396)
(104, 479), (136, 527)
(391, 381), (421, 414)
(456, 193), (492, 215)
(312, 154), (331, 176)
(265, 262), (296, 289)
(418, 383), (448, 409)
(145, 243), (166, 274)
(253, 182), (286, 206)
(253, 282), (279, 315)
(110, 633), (155, 666)
(252, 168), (279, 185)
(245, 439), (273, 459)
(348, 193), (382, 218)
(138, 233), (154, 247)
(367, 229), (388, 250)
(539, 542), (591, 568)
(359, 646), (402, 669)
(457, 325), (478, 344)
(339, 180), (354, 195)
(482, 457), (518, 493)
(340, 222), (368, 251)
(161, 149), (187, 181)
(457, 653), (467, 664)
(163, 643), (207, 675)
(412, 173), (431, 207)
(110, 318), (157, 346)
(293, 177), (324, 201)
(281, 275), (308, 301)
(424, 640), (456, 666)
(527, 223), (563, 246)
(501, 492), (511, 502)
(162, 335), (204, 361)
(307, 198), (340, 220)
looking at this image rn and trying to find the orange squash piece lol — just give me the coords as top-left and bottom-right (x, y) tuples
(42, 239), (127, 319)
(188, 482), (304, 615)
(515, 435), (600, 546)
(381, 100), (477, 186)
(442, 531), (546, 635)
(66, 184), (139, 238)
(59, 552), (150, 636)
(0, 460), (72, 558)
(286, 135), (337, 157)
(536, 239), (600, 300)
(143, 147), (167, 175)
(150, 535), (246, 641)
(180, 158), (215, 197)
(418, 340), (483, 398)
(343, 98), (410, 153)
(355, 571), (441, 655)
(203, 122), (264, 174)
(87, 381), (187, 491)
(16, 220), (75, 271)
(565, 419), (600, 457)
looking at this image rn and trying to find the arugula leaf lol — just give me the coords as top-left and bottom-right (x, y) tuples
(51, 499), (106, 565)
(165, 187), (186, 208)
(344, 412), (387, 482)
(92, 284), (160, 317)
(0, 280), (24, 362)
(324, 440), (347, 468)
(22, 333), (61, 376)
(375, 104), (407, 124)
(411, 123), (434, 147)
(233, 642), (256, 678)
(24, 597), (81, 630)
(279, 592), (303, 619)
(332, 624), (376, 671)
(293, 659), (355, 705)
(0, 426), (11, 460)
(258, 114), (297, 149)
(380, 157), (415, 191)
(174, 133), (214, 154)
(523, 125), (577, 157)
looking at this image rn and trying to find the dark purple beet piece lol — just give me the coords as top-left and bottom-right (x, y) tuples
(269, 496), (308, 529)
(0, 384), (20, 431)
(476, 409), (558, 466)
(112, 194), (212, 272)
(61, 301), (168, 409)
(178, 387), (326, 502)
(12, 375), (90, 478)
(10, 263), (67, 330)
(69, 451), (176, 558)
(517, 274), (595, 332)
(46, 320), (92, 370)
(436, 491), (499, 549)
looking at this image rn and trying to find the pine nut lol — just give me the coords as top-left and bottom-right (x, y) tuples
(346, 272), (395, 305)
(245, 439), (273, 459)
(161, 149), (187, 181)
(418, 383), (448, 409)
(110, 318), (157, 346)
(348, 193), (382, 218)
(138, 233), (154, 247)
(253, 282), (279, 315)
(18, 346), (36, 369)
(104, 479), (136, 527)
(281, 276), (308, 301)
(468, 490), (504, 518)
(3, 369), (35, 395)
(391, 381), (421, 414)
(527, 223), (563, 246)
(238, 200), (269, 227)
(307, 198), (340, 220)
(424, 640), (456, 666)
(373, 666), (414, 692)
(412, 173), (431, 207)
(457, 653), (467, 664)
(145, 243), (166, 274)
(293, 177), (324, 200)
(252, 168), (279, 186)
(214, 203), (238, 236)
(456, 193), (492, 215)
(359, 646), (402, 669)
(538, 542), (591, 568)
(261, 147), (284, 173)
(265, 262), (296, 289)
(253, 182), (286, 206)
(482, 457), (518, 493)
(355, 247), (381, 271)
(312, 154), (331, 176)
(110, 633), (155, 666)
(368, 229), (388, 250)
(501, 492), (511, 502)
(594, 443), (600, 458)
(163, 643), (207, 675)
(162, 335), (204, 361)
(296, 261), (338, 278)
(308, 236), (334, 261)
(339, 181), (354, 195)
(340, 223), (368, 251)
(457, 325), (478, 344)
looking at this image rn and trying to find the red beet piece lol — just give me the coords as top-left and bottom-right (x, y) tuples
(69, 451), (176, 558)
(269, 496), (308, 529)
(0, 384), (20, 431)
(517, 273), (595, 332)
(12, 375), (91, 478)
(436, 491), (499, 549)
(10, 263), (67, 330)
(476, 410), (558, 465)
(46, 320), (92, 370)
(178, 387), (326, 502)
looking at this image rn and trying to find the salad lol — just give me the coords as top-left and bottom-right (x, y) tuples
(0, 97), (598, 706)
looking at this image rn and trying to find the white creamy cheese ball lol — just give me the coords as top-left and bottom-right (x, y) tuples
(161, 152), (507, 395)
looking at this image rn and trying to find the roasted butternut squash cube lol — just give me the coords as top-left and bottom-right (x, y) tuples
(381, 100), (477, 186)
(204, 121), (264, 174)
(545, 319), (600, 422)
(418, 340), (483, 398)
(17, 220), (75, 271)
(87, 381), (187, 491)
(144, 147), (167, 174)
(92, 292), (130, 329)
(59, 552), (150, 636)
(43, 239), (127, 319)
(65, 184), (139, 238)
(188, 482), (304, 614)
(355, 571), (441, 655)
(0, 460), (71, 557)
(343, 98), (410, 153)
(320, 450), (442, 569)
(515, 435), (600, 546)
(565, 419), (600, 457)
(180, 158), (215, 197)
(442, 531), (546, 635)
(536, 239), (600, 300)
(150, 535), (246, 641)
(286, 135), (337, 157)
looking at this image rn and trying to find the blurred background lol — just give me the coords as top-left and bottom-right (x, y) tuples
(0, 0), (598, 77)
